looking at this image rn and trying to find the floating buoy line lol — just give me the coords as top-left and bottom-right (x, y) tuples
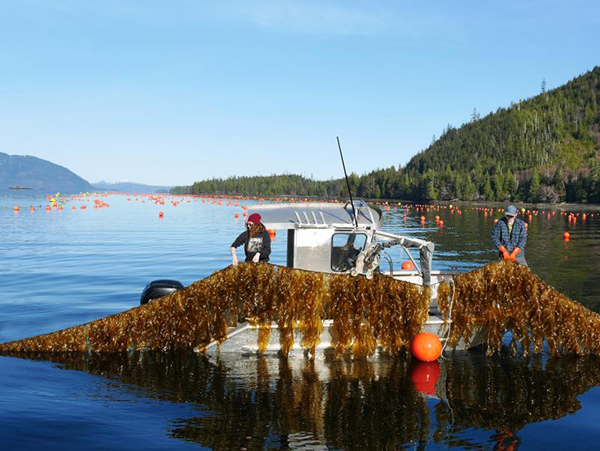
(1, 260), (599, 358)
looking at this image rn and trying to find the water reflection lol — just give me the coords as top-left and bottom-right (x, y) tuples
(5, 351), (600, 450)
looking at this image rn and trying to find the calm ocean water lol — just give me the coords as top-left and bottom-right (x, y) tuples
(1, 192), (600, 450)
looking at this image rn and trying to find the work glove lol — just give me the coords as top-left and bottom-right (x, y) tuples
(498, 246), (510, 260)
(509, 247), (521, 262)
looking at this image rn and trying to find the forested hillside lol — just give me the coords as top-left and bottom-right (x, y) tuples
(173, 67), (600, 203)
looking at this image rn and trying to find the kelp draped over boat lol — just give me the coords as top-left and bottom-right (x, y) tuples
(1, 260), (599, 356)
(0, 263), (429, 356)
(437, 260), (600, 356)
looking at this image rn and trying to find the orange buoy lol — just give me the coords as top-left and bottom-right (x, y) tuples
(72, 206), (76, 210)
(420, 216), (425, 222)
(30, 206), (35, 211)
(438, 220), (444, 227)
(411, 332), (442, 362)
(159, 211), (164, 218)
(234, 213), (239, 219)
(13, 206), (20, 212)
(267, 229), (276, 238)
(493, 218), (498, 224)
(410, 361), (441, 396)
(563, 232), (570, 240)
(401, 261), (415, 270)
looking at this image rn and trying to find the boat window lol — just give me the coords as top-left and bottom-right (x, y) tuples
(331, 233), (367, 272)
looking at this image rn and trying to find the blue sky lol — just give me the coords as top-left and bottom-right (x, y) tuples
(1, 1), (599, 186)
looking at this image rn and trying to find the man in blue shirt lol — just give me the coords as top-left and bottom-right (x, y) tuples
(491, 205), (528, 266)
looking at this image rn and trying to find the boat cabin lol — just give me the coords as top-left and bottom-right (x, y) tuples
(247, 200), (437, 286)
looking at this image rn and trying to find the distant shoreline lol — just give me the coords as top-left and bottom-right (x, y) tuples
(171, 191), (600, 212)
(430, 199), (600, 213)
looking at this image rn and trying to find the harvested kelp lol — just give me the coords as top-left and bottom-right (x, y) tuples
(1, 260), (599, 357)
(0, 263), (430, 357)
(437, 260), (600, 355)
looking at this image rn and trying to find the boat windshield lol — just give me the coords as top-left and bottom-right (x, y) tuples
(331, 232), (367, 272)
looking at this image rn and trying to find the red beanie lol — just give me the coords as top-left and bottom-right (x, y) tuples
(247, 213), (261, 223)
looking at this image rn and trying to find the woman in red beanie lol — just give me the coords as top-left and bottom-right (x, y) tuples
(230, 212), (272, 265)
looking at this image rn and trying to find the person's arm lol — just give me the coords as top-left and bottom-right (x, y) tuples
(516, 220), (527, 250)
(260, 232), (271, 260)
(231, 232), (246, 265)
(509, 220), (527, 260)
(491, 221), (503, 249)
(491, 221), (510, 259)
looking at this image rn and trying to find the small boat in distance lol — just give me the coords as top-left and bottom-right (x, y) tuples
(8, 185), (33, 190)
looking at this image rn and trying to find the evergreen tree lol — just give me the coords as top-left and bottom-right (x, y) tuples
(552, 168), (566, 202)
(492, 172), (505, 201)
(483, 175), (494, 200)
(528, 168), (541, 202)
(503, 169), (517, 200)
(465, 175), (476, 200)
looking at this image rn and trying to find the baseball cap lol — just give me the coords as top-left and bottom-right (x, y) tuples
(505, 205), (518, 217)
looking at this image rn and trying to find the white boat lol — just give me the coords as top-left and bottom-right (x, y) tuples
(200, 200), (485, 356)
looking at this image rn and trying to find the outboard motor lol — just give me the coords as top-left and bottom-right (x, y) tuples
(140, 279), (184, 305)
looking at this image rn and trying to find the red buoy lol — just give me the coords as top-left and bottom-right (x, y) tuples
(401, 261), (415, 270)
(563, 232), (570, 240)
(159, 211), (164, 218)
(411, 332), (442, 362)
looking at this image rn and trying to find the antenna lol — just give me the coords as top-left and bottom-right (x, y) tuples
(336, 136), (358, 227)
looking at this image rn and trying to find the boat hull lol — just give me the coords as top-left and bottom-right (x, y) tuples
(198, 316), (486, 356)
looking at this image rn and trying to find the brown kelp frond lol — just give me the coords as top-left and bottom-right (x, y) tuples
(0, 264), (430, 356)
(2, 260), (599, 357)
(437, 260), (600, 355)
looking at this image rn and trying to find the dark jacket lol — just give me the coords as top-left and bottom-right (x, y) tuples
(491, 217), (527, 255)
(231, 230), (271, 262)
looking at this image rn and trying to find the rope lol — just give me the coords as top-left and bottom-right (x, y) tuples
(440, 278), (456, 359)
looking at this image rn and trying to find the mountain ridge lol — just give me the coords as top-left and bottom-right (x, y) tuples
(93, 180), (171, 193)
(0, 152), (95, 194)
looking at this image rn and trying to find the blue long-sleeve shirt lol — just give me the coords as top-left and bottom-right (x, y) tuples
(491, 217), (527, 255)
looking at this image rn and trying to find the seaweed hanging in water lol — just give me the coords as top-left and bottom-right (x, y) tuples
(437, 260), (600, 356)
(1, 260), (599, 357)
(0, 263), (429, 357)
